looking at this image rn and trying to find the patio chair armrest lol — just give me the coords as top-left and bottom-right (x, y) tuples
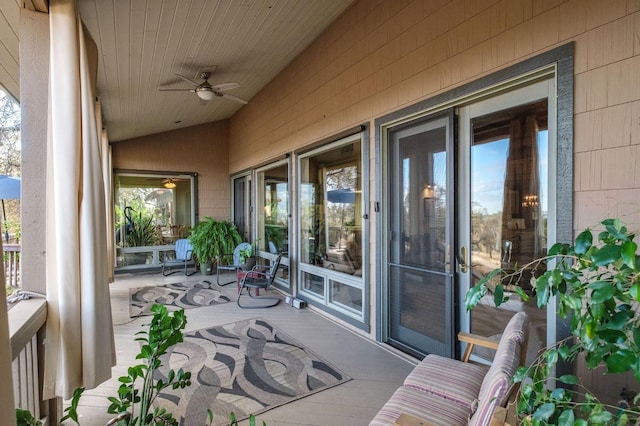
(458, 331), (500, 362)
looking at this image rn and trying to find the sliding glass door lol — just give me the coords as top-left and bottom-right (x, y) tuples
(384, 111), (454, 358)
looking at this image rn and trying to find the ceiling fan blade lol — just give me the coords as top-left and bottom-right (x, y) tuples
(212, 82), (240, 91)
(220, 92), (248, 104)
(175, 74), (200, 86)
(159, 88), (193, 92)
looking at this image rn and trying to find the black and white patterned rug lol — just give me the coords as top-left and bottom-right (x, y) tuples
(153, 318), (351, 425)
(129, 281), (230, 317)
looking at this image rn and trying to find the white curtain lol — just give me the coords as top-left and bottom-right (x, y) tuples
(44, 0), (115, 400)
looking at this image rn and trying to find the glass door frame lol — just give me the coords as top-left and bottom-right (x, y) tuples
(375, 43), (575, 358)
(381, 109), (456, 358)
(456, 78), (557, 356)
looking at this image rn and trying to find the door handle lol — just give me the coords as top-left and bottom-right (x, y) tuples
(459, 246), (469, 273)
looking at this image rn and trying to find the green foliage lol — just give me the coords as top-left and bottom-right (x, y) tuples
(125, 212), (162, 247)
(206, 409), (266, 426)
(238, 245), (253, 264)
(188, 217), (242, 264)
(466, 218), (640, 424)
(16, 408), (42, 426)
(60, 387), (84, 424)
(107, 304), (191, 426)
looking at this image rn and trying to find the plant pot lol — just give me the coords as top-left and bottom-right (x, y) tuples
(240, 257), (256, 271)
(200, 261), (213, 275)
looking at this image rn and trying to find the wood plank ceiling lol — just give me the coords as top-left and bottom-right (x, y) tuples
(0, 0), (355, 142)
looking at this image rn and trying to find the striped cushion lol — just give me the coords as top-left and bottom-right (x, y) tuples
(499, 311), (529, 345)
(403, 354), (488, 409)
(469, 339), (521, 426)
(369, 386), (470, 426)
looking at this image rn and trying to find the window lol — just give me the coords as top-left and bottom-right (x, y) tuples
(297, 133), (365, 321)
(114, 172), (195, 270)
(256, 161), (290, 288)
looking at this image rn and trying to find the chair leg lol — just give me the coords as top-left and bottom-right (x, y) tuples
(237, 284), (280, 309)
(162, 263), (177, 276)
(185, 261), (195, 276)
(216, 268), (236, 286)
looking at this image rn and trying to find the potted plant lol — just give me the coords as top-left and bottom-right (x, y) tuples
(188, 217), (242, 275)
(238, 239), (259, 271)
(466, 218), (640, 424)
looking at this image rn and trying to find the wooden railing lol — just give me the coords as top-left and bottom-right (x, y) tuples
(5, 243), (21, 288)
(8, 297), (53, 424)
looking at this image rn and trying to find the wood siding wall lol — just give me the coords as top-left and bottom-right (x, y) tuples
(229, 0), (640, 232)
(111, 121), (230, 220)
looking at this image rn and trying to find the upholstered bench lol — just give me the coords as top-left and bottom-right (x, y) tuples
(370, 312), (529, 426)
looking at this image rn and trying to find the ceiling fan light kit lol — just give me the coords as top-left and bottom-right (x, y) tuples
(160, 69), (247, 104)
(196, 88), (216, 101)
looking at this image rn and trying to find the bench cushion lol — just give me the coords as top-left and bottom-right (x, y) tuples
(403, 354), (488, 410)
(369, 385), (471, 426)
(469, 338), (521, 426)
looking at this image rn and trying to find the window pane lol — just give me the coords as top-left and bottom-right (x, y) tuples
(329, 280), (362, 312)
(257, 163), (288, 255)
(301, 271), (324, 297)
(298, 141), (362, 276)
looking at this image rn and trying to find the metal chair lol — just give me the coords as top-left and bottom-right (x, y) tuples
(217, 242), (251, 285)
(161, 238), (196, 276)
(237, 254), (283, 309)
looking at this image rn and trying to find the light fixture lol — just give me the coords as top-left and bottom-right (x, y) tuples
(522, 194), (539, 208)
(164, 180), (177, 189)
(423, 184), (435, 217)
(196, 88), (216, 101)
(422, 184), (435, 200)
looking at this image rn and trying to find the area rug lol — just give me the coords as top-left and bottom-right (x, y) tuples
(153, 318), (351, 426)
(129, 281), (230, 317)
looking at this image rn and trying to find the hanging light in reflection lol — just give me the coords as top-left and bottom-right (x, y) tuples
(522, 194), (539, 208)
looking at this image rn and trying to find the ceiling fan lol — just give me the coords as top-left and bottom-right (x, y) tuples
(161, 178), (185, 189)
(160, 71), (248, 104)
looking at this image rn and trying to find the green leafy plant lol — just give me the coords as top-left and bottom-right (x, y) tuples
(206, 409), (266, 426)
(188, 217), (242, 265)
(466, 218), (640, 425)
(107, 304), (191, 425)
(238, 239), (260, 264)
(17, 386), (84, 426)
(125, 212), (162, 247)
(238, 245), (253, 264)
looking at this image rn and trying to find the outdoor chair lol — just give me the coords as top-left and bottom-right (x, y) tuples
(237, 254), (283, 309)
(161, 238), (196, 276)
(217, 242), (252, 285)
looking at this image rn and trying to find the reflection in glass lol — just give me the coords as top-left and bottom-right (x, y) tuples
(114, 173), (193, 269)
(257, 163), (288, 255)
(299, 141), (362, 276)
(470, 100), (548, 365)
(301, 271), (324, 297)
(329, 280), (362, 312)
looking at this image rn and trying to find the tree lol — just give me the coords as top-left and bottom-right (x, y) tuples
(0, 91), (21, 177)
(0, 90), (21, 239)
